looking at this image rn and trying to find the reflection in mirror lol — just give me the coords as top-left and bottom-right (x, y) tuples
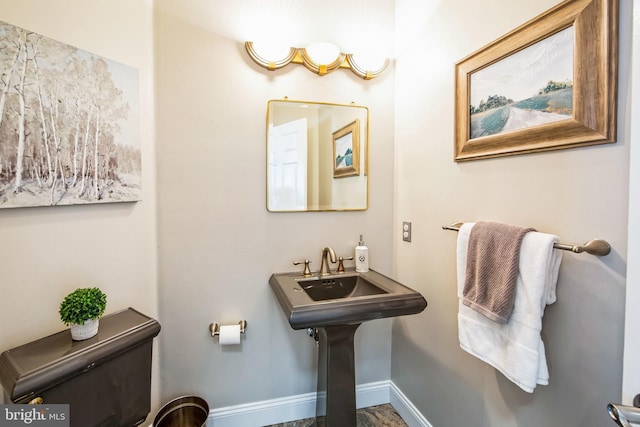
(267, 100), (369, 212)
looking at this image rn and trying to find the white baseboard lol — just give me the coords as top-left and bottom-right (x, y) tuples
(207, 380), (430, 427)
(208, 390), (317, 427)
(389, 381), (433, 427)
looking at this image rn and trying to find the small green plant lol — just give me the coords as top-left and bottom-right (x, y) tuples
(59, 287), (107, 326)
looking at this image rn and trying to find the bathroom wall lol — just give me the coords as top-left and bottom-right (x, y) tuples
(393, 1), (631, 426)
(153, 0), (396, 409)
(0, 0), (158, 405)
(623, 0), (640, 404)
(1, 1), (632, 425)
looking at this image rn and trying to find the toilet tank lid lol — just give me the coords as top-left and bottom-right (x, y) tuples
(0, 307), (161, 401)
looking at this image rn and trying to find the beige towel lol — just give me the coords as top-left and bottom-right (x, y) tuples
(463, 221), (536, 323)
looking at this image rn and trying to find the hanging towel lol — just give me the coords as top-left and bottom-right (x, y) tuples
(456, 222), (562, 393)
(463, 221), (536, 323)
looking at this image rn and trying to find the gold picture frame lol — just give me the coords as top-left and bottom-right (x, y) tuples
(333, 119), (361, 178)
(454, 0), (618, 161)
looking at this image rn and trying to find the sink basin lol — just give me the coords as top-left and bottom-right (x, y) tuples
(297, 275), (388, 301)
(269, 269), (427, 329)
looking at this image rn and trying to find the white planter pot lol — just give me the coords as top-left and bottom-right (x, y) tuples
(70, 318), (99, 341)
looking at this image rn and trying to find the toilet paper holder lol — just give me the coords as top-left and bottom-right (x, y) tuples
(209, 320), (247, 338)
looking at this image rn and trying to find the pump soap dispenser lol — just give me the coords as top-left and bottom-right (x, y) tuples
(355, 235), (369, 272)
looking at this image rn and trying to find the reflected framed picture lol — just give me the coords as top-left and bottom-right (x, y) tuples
(333, 119), (360, 178)
(454, 0), (618, 161)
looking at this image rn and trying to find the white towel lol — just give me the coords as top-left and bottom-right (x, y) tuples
(456, 222), (562, 393)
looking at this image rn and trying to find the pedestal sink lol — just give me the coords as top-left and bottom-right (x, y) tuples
(269, 269), (427, 426)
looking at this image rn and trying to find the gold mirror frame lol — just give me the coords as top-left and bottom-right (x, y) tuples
(266, 99), (369, 212)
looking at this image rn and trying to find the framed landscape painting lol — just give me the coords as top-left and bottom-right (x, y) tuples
(454, 0), (618, 161)
(333, 119), (360, 178)
(0, 20), (140, 208)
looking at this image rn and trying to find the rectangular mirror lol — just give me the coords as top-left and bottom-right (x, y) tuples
(267, 100), (369, 212)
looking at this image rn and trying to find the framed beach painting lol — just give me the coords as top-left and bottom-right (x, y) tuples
(454, 0), (618, 161)
(0, 20), (140, 208)
(333, 119), (360, 178)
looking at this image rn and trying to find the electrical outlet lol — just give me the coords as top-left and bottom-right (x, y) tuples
(402, 221), (412, 242)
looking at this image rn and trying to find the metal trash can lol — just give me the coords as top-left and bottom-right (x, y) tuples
(153, 396), (209, 427)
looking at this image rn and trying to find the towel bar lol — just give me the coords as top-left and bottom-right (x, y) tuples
(442, 222), (611, 256)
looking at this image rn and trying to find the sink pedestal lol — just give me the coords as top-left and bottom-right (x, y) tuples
(269, 269), (427, 426)
(314, 323), (361, 427)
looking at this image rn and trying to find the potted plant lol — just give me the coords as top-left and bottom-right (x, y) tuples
(59, 287), (107, 340)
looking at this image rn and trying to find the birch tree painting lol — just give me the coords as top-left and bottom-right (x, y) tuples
(0, 21), (140, 208)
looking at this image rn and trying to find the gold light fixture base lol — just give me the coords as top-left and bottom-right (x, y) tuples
(245, 41), (388, 80)
(244, 42), (297, 71)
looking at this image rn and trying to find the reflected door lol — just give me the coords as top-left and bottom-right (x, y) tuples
(268, 118), (308, 211)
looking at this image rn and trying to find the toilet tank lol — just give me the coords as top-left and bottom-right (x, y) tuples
(0, 307), (161, 427)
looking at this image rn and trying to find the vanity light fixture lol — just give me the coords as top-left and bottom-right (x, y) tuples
(245, 41), (389, 80)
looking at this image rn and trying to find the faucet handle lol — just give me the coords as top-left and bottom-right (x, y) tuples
(337, 256), (354, 273)
(293, 259), (312, 277)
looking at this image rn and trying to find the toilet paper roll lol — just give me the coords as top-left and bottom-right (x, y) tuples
(218, 324), (241, 345)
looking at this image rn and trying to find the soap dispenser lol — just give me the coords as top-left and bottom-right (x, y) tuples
(355, 235), (369, 272)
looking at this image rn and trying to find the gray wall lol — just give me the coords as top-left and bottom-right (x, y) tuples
(153, 0), (397, 408)
(392, 0), (631, 426)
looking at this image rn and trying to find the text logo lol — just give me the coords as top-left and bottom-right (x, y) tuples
(0, 405), (69, 426)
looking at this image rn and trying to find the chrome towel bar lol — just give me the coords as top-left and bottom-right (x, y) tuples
(442, 221), (611, 256)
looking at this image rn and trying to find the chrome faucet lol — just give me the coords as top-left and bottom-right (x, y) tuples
(319, 247), (337, 276)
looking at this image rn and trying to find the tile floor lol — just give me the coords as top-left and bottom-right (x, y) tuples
(263, 403), (408, 427)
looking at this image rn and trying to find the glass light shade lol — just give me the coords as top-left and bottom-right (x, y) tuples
(349, 53), (388, 73)
(251, 41), (294, 62)
(305, 42), (341, 65)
